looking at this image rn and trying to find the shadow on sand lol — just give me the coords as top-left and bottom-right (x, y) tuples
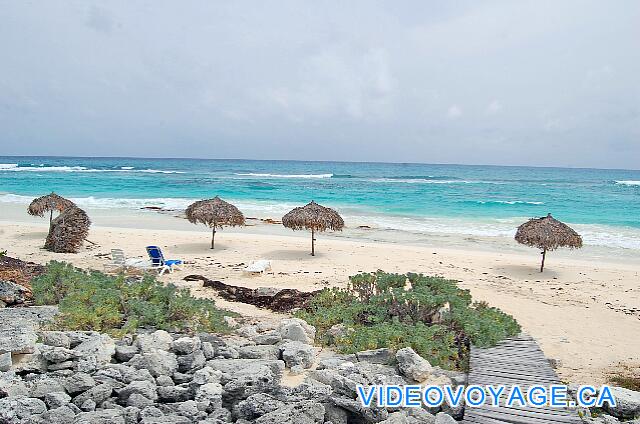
(14, 231), (49, 241)
(171, 242), (232, 254)
(259, 249), (326, 261)
(494, 264), (561, 279)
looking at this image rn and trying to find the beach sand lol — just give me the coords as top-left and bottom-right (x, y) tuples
(0, 205), (638, 385)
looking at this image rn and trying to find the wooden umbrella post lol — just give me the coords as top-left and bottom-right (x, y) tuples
(211, 227), (216, 249)
(311, 228), (315, 256)
(540, 248), (547, 272)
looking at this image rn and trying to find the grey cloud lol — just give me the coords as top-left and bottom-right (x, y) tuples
(0, 0), (638, 168)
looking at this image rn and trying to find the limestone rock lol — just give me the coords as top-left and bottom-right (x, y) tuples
(73, 333), (115, 364)
(172, 337), (201, 355)
(41, 345), (80, 363)
(72, 383), (113, 407)
(0, 280), (29, 305)
(0, 395), (47, 421)
(355, 348), (393, 364)
(80, 399), (96, 411)
(31, 404), (77, 424)
(278, 318), (315, 344)
(118, 380), (158, 404)
(192, 366), (223, 385)
(156, 375), (174, 386)
(396, 347), (433, 382)
(233, 393), (286, 420)
(252, 330), (282, 345)
(74, 410), (126, 424)
(254, 400), (325, 424)
(434, 412), (457, 424)
(115, 345), (139, 362)
(128, 350), (178, 377)
(0, 351), (11, 372)
(157, 385), (192, 402)
(134, 330), (173, 352)
(44, 391), (72, 408)
(194, 382), (223, 409)
(604, 387), (640, 419)
(28, 377), (66, 398)
(280, 341), (316, 369)
(239, 344), (280, 360)
(63, 372), (96, 394)
(176, 349), (206, 373)
(41, 331), (71, 348)
(0, 318), (37, 354)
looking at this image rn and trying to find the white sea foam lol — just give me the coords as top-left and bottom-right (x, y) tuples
(0, 165), (89, 172)
(235, 173), (333, 179)
(1, 193), (638, 250)
(615, 180), (640, 186)
(476, 200), (544, 205)
(137, 169), (185, 174)
(0, 166), (184, 174)
(368, 178), (497, 184)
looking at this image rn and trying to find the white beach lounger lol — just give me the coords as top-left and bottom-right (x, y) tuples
(105, 248), (130, 272)
(244, 260), (272, 274)
(105, 249), (151, 273)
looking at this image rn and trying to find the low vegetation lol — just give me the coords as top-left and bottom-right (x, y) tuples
(32, 261), (233, 336)
(296, 271), (520, 370)
(608, 365), (640, 391)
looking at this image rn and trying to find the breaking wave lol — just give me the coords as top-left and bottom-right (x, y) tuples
(0, 165), (184, 174)
(235, 173), (333, 179)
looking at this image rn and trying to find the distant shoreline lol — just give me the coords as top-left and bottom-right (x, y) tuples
(2, 201), (639, 265)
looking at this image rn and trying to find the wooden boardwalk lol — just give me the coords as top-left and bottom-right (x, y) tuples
(462, 334), (582, 424)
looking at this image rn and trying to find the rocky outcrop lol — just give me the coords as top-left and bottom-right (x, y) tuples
(0, 281), (30, 306)
(603, 386), (640, 419)
(0, 306), (59, 371)
(396, 347), (433, 382)
(0, 316), (476, 424)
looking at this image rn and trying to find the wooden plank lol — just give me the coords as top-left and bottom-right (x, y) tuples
(469, 369), (557, 380)
(470, 358), (558, 371)
(472, 348), (546, 358)
(468, 409), (579, 424)
(471, 350), (547, 360)
(470, 363), (558, 376)
(462, 333), (581, 424)
(469, 365), (558, 379)
(473, 403), (578, 417)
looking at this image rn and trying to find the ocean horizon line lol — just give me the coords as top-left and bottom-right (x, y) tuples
(2, 154), (639, 173)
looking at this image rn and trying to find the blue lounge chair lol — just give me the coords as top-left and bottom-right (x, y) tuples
(146, 246), (183, 275)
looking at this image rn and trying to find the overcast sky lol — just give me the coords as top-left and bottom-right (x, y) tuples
(1, 1), (639, 169)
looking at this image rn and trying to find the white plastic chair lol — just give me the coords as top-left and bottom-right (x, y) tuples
(244, 260), (272, 274)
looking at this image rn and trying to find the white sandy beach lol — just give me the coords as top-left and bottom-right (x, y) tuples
(0, 203), (638, 385)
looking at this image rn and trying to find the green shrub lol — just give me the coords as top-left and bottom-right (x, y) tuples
(32, 261), (233, 336)
(296, 271), (520, 370)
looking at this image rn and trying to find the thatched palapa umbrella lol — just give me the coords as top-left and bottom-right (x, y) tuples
(515, 213), (583, 272)
(282, 201), (344, 256)
(185, 196), (245, 249)
(28, 192), (76, 230)
(44, 206), (91, 253)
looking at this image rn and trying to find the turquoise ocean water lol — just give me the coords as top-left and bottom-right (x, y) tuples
(1, 156), (639, 250)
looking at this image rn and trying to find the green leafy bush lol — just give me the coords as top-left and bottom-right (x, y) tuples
(296, 271), (520, 370)
(32, 261), (233, 336)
